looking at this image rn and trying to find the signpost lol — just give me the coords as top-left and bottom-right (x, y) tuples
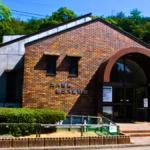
(109, 125), (117, 133)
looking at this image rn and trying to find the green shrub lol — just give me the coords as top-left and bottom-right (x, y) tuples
(35, 109), (66, 123)
(0, 108), (66, 137)
(6, 108), (36, 136)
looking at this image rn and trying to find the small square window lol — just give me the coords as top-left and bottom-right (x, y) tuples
(46, 56), (56, 76)
(69, 57), (78, 76)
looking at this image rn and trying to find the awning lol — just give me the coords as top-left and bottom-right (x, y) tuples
(44, 52), (60, 56)
(67, 54), (82, 57)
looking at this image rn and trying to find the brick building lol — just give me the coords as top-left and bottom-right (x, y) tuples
(0, 13), (150, 121)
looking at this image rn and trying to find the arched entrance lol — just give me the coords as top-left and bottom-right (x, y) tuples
(101, 47), (150, 122)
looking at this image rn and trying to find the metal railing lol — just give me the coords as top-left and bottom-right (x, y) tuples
(62, 115), (116, 125)
(62, 115), (119, 136)
(0, 115), (119, 137)
(0, 123), (119, 137)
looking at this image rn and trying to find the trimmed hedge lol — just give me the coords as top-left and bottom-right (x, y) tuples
(0, 108), (66, 136)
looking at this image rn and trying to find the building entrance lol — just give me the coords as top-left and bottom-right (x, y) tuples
(102, 53), (149, 122)
(113, 86), (148, 121)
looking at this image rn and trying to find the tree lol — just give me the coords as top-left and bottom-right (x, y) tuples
(129, 8), (142, 24)
(0, 0), (12, 20)
(50, 7), (77, 22)
(116, 12), (126, 19)
(119, 18), (136, 33)
(25, 18), (42, 34)
(39, 7), (77, 30)
(131, 24), (146, 40)
(143, 22), (150, 44)
(0, 0), (14, 43)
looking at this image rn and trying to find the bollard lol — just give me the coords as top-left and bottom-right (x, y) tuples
(28, 138), (44, 147)
(75, 137), (89, 146)
(44, 138), (59, 147)
(117, 136), (122, 144)
(127, 136), (131, 144)
(89, 136), (103, 145)
(117, 135), (127, 144)
(12, 138), (28, 147)
(110, 136), (117, 145)
(60, 137), (74, 146)
(124, 135), (131, 144)
(0, 138), (12, 148)
(104, 136), (112, 145)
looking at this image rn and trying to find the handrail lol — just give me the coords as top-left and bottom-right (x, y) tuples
(0, 122), (119, 137)
(0, 123), (38, 125)
(102, 116), (116, 125)
(0, 123), (115, 127)
(65, 115), (117, 125)
(64, 115), (118, 136)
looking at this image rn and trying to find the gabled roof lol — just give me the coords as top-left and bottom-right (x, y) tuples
(0, 13), (92, 48)
(98, 18), (150, 49)
(0, 13), (150, 49)
(25, 18), (150, 49)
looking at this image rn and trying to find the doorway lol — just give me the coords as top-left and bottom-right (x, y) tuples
(102, 53), (149, 122)
(113, 87), (134, 121)
(112, 86), (148, 121)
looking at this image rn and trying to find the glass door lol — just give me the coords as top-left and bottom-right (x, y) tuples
(113, 87), (125, 121)
(102, 85), (148, 121)
(124, 87), (135, 120)
(135, 87), (148, 121)
(113, 87), (135, 121)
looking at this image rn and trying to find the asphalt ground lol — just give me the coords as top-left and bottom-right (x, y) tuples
(1, 144), (150, 150)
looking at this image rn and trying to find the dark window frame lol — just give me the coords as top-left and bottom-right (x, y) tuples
(46, 56), (57, 76)
(6, 71), (17, 103)
(69, 57), (79, 77)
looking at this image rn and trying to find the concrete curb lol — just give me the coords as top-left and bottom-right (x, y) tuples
(1, 144), (150, 150)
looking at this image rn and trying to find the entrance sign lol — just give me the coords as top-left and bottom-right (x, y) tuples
(50, 82), (88, 95)
(109, 125), (117, 133)
(143, 98), (148, 108)
(103, 86), (112, 102)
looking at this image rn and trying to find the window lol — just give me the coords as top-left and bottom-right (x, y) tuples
(69, 57), (78, 76)
(6, 71), (16, 102)
(110, 57), (147, 84)
(47, 57), (56, 75)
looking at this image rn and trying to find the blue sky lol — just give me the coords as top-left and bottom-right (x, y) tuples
(2, 0), (150, 20)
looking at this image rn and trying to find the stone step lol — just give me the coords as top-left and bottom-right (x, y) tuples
(123, 132), (150, 137)
(122, 130), (150, 133)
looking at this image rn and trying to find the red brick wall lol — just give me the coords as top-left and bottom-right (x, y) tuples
(23, 20), (149, 115)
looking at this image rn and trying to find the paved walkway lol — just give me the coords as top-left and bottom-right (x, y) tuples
(117, 122), (150, 144)
(89, 146), (150, 150)
(1, 145), (150, 150)
(131, 137), (150, 144)
(117, 122), (150, 131)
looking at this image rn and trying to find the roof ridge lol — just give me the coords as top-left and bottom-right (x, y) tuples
(0, 13), (92, 47)
(26, 18), (150, 49)
(98, 17), (150, 49)
(0, 14), (150, 49)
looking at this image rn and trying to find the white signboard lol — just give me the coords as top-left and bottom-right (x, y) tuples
(103, 86), (112, 102)
(109, 126), (117, 133)
(143, 98), (148, 108)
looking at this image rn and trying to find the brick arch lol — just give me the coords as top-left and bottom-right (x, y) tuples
(103, 47), (150, 82)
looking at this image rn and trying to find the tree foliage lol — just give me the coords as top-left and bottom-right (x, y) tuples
(0, 0), (12, 20)
(39, 7), (77, 29)
(0, 5), (150, 45)
(104, 8), (150, 44)
(0, 0), (14, 43)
